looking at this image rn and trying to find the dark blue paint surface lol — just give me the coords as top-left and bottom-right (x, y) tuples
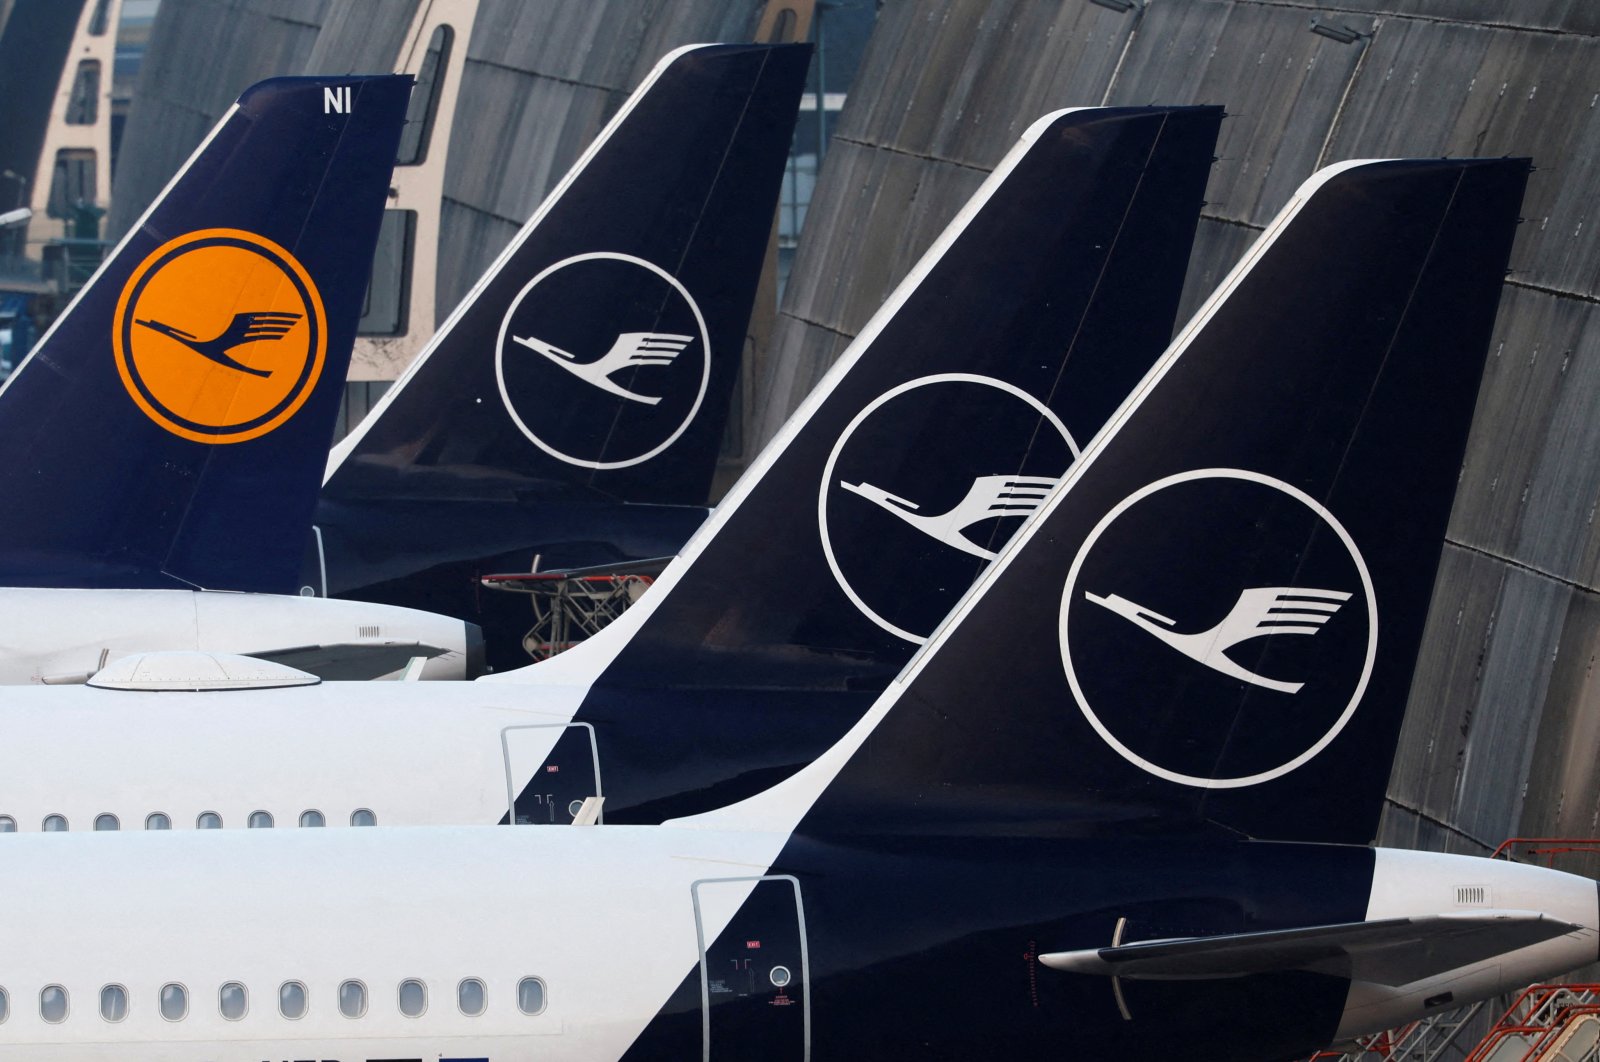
(0, 75), (411, 594)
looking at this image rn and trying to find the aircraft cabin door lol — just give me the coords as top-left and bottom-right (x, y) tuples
(693, 875), (810, 1062)
(501, 722), (603, 824)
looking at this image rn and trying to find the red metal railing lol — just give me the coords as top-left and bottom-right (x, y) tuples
(1491, 837), (1600, 867)
(1462, 982), (1600, 1062)
(1302, 836), (1600, 1062)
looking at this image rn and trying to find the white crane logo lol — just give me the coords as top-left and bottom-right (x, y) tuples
(1084, 587), (1353, 693)
(494, 252), (711, 471)
(1057, 468), (1379, 790)
(511, 331), (695, 406)
(840, 474), (1059, 560)
(818, 373), (1080, 645)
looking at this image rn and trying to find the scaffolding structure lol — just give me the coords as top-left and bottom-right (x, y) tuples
(1303, 837), (1600, 1062)
(480, 572), (655, 661)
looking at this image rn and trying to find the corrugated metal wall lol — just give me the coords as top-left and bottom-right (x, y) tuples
(429, 0), (764, 311)
(764, 0), (1600, 859)
(109, 0), (763, 313)
(107, 0), (337, 237)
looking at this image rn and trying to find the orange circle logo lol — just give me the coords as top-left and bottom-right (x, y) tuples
(113, 228), (327, 443)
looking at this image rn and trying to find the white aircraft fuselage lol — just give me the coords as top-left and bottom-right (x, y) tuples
(0, 588), (479, 683)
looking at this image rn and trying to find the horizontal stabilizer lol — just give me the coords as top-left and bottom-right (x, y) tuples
(1040, 911), (1579, 987)
(247, 642), (443, 681)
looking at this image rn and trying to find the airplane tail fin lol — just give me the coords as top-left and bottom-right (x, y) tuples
(700, 157), (1529, 847)
(323, 43), (811, 508)
(553, 105), (1222, 668)
(0, 75), (411, 593)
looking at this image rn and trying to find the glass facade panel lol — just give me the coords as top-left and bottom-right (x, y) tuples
(66, 61), (100, 125)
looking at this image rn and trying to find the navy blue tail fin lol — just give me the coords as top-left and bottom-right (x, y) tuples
(0, 75), (410, 593)
(762, 158), (1530, 847)
(323, 43), (811, 508)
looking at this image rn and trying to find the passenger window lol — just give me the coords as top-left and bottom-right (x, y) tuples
(350, 808), (376, 827)
(40, 985), (67, 1023)
(299, 809), (325, 828)
(517, 977), (546, 1016)
(146, 812), (170, 830)
(42, 814), (67, 832)
(248, 810), (273, 829)
(0, 816), (14, 832)
(0, 985), (8, 1022)
(398, 978), (426, 1017)
(99, 984), (127, 1022)
(339, 979), (367, 1018)
(94, 813), (119, 831)
(159, 983), (187, 1021)
(457, 977), (485, 1016)
(279, 981), (307, 1019)
(196, 811), (222, 829)
(219, 981), (247, 1020)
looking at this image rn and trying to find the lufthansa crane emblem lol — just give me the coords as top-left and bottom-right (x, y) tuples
(113, 228), (326, 444)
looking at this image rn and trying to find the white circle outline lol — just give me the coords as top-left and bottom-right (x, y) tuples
(1057, 468), (1379, 789)
(818, 372), (1078, 644)
(494, 251), (711, 470)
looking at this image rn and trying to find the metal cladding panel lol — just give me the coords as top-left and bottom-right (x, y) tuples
(436, 0), (765, 316)
(753, 310), (855, 444)
(1263, 0), (1600, 37)
(1448, 286), (1600, 585)
(303, 0), (418, 72)
(830, 0), (1137, 170)
(467, 1), (659, 86)
(1320, 19), (1600, 299)
(1519, 590), (1600, 845)
(757, 146), (986, 438)
(781, 138), (987, 340)
(1383, 546), (1567, 849)
(1169, 216), (1261, 334)
(1105, 2), (1364, 227)
(752, 0), (1141, 445)
(442, 63), (613, 231)
(108, 0), (329, 238)
(434, 195), (522, 315)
